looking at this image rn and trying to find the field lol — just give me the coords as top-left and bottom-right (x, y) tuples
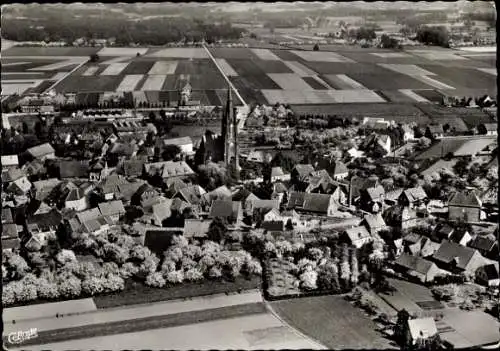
(271, 295), (397, 349)
(2, 45), (496, 107)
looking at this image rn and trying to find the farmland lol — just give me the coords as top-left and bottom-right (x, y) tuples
(271, 295), (397, 350)
(1, 45), (496, 108)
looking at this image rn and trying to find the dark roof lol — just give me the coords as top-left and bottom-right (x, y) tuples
(26, 209), (62, 231)
(427, 124), (444, 134)
(262, 220), (285, 232)
(332, 161), (348, 175)
(403, 233), (423, 244)
(273, 182), (288, 194)
(59, 160), (90, 179)
(350, 176), (379, 199)
(479, 264), (499, 280)
(449, 229), (470, 243)
(402, 187), (427, 203)
(2, 208), (14, 224)
(365, 185), (386, 202)
(178, 185), (205, 205)
(468, 236), (496, 252)
(209, 200), (241, 219)
(293, 164), (315, 179)
(98, 200), (125, 217)
(165, 178), (187, 193)
(2, 223), (19, 239)
(395, 253), (435, 275)
(251, 199), (280, 211)
(122, 159), (146, 177)
(448, 190), (482, 208)
(432, 241), (478, 270)
(65, 188), (85, 202)
(232, 187), (253, 202)
(287, 192), (333, 213)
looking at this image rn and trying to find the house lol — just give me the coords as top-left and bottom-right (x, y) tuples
(359, 185), (385, 213)
(263, 208), (282, 222)
(291, 164), (315, 183)
(281, 209), (301, 227)
(121, 158), (147, 178)
(287, 192), (337, 217)
(6, 176), (32, 195)
(88, 160), (109, 182)
(420, 238), (441, 258)
(81, 216), (113, 235)
(165, 178), (187, 196)
(272, 182), (288, 204)
(399, 187), (428, 209)
(26, 210), (62, 246)
(33, 178), (61, 201)
(247, 199), (280, 217)
(59, 160), (91, 179)
(65, 188), (88, 212)
(362, 213), (387, 235)
(270, 167), (290, 182)
(475, 264), (499, 287)
(262, 220), (285, 233)
(22, 159), (46, 179)
(144, 161), (195, 180)
(394, 253), (441, 283)
(361, 134), (392, 155)
(98, 200), (125, 223)
(330, 161), (349, 180)
(2, 208), (14, 224)
(246, 150), (273, 163)
(209, 200), (243, 224)
(432, 240), (485, 274)
(201, 186), (233, 210)
(175, 185), (207, 207)
(132, 183), (160, 208)
(477, 123), (497, 136)
(2, 168), (25, 183)
(76, 207), (101, 224)
(26, 143), (55, 161)
(162, 136), (194, 155)
(305, 172), (336, 194)
(401, 207), (421, 231)
(433, 223), (455, 241)
(151, 200), (173, 226)
(406, 317), (439, 345)
(116, 180), (147, 204)
(183, 219), (212, 239)
(403, 233), (425, 256)
(340, 226), (373, 248)
(1, 155), (19, 169)
(425, 124), (444, 140)
(448, 190), (483, 223)
(449, 229), (472, 247)
(99, 174), (130, 201)
(468, 235), (498, 260)
(2, 223), (22, 252)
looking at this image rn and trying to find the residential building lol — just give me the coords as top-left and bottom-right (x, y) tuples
(340, 226), (372, 248)
(425, 124), (444, 140)
(359, 185), (385, 213)
(26, 143), (55, 161)
(432, 240), (485, 275)
(144, 160), (195, 180)
(22, 160), (46, 179)
(81, 216), (113, 236)
(59, 160), (91, 179)
(361, 213), (387, 235)
(449, 229), (472, 247)
(65, 188), (88, 212)
(477, 123), (497, 136)
(286, 192), (337, 217)
(270, 167), (291, 182)
(1, 155), (19, 169)
(394, 253), (441, 283)
(263, 208), (282, 222)
(183, 219), (212, 239)
(209, 200), (243, 224)
(406, 318), (439, 346)
(26, 210), (62, 246)
(330, 161), (349, 180)
(98, 200), (126, 223)
(99, 174), (130, 201)
(468, 235), (498, 260)
(247, 199), (280, 217)
(175, 185), (207, 207)
(448, 190), (483, 223)
(291, 164), (315, 184)
(399, 187), (428, 209)
(2, 223), (21, 252)
(475, 264), (499, 287)
(6, 176), (32, 196)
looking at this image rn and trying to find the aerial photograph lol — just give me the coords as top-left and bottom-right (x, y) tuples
(1, 1), (498, 350)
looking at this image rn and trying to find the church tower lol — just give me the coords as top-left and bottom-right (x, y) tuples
(221, 87), (239, 177)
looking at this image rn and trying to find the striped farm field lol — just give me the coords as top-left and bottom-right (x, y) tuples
(53, 75), (120, 93)
(97, 47), (149, 56)
(147, 48), (209, 59)
(398, 89), (431, 103)
(418, 64), (497, 91)
(302, 76), (329, 90)
(261, 89), (385, 104)
(371, 52), (412, 58)
(250, 48), (280, 61)
(2, 46), (100, 56)
(82, 66), (100, 76)
(101, 57), (131, 65)
(140, 75), (167, 91)
(377, 63), (437, 76)
(121, 61), (155, 75)
(209, 47), (256, 59)
(215, 59), (238, 76)
(100, 63), (130, 76)
(344, 72), (435, 90)
(148, 61), (178, 75)
(282, 61), (316, 77)
(290, 50), (354, 63)
(377, 90), (421, 103)
(323, 74), (367, 90)
(267, 73), (313, 91)
(116, 75), (144, 92)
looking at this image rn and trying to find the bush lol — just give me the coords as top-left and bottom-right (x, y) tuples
(139, 255), (160, 276)
(15, 280), (38, 302)
(172, 235), (189, 248)
(164, 246), (183, 262)
(161, 259), (177, 274)
(103, 273), (125, 292)
(208, 266), (223, 279)
(82, 276), (105, 296)
(103, 243), (129, 264)
(58, 275), (82, 298)
(36, 278), (60, 300)
(300, 270), (318, 290)
(130, 245), (152, 262)
(181, 257), (197, 271)
(182, 244), (203, 260)
(2, 284), (16, 305)
(145, 272), (166, 288)
(56, 249), (77, 265)
(308, 247), (323, 261)
(166, 270), (184, 284)
(120, 262), (139, 279)
(244, 259), (263, 276)
(184, 267), (204, 282)
(7, 253), (30, 279)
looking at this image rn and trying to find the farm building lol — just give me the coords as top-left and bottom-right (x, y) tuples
(406, 317), (439, 346)
(340, 226), (372, 248)
(26, 143), (55, 161)
(432, 240), (485, 275)
(286, 192), (337, 217)
(394, 253), (441, 283)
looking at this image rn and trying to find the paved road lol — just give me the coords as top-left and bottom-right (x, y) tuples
(4, 290), (262, 335)
(19, 313), (325, 350)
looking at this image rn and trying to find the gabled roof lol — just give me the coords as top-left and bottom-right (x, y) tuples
(293, 164), (315, 179)
(1, 155), (19, 167)
(165, 178), (187, 193)
(209, 200), (241, 219)
(2, 223), (19, 239)
(273, 182), (288, 194)
(432, 241), (478, 270)
(116, 180), (146, 201)
(244, 193), (261, 204)
(281, 209), (300, 219)
(251, 199), (280, 211)
(2, 208), (14, 224)
(262, 220), (285, 232)
(302, 193), (333, 213)
(178, 185), (206, 205)
(448, 190), (482, 208)
(76, 208), (101, 224)
(184, 219), (212, 238)
(395, 253), (435, 275)
(402, 186), (427, 203)
(385, 188), (404, 202)
(232, 187), (253, 202)
(468, 236), (497, 252)
(344, 226), (371, 242)
(403, 233), (423, 245)
(98, 200), (125, 217)
(479, 264), (499, 280)
(122, 158), (147, 177)
(152, 200), (173, 222)
(363, 213), (386, 230)
(27, 143), (55, 158)
(99, 174), (129, 194)
(8, 176), (32, 194)
(271, 167), (286, 178)
(144, 161), (194, 178)
(449, 229), (470, 244)
(407, 317), (438, 341)
(2, 168), (25, 183)
(65, 188), (85, 202)
(26, 209), (62, 231)
(202, 186), (232, 204)
(170, 197), (189, 213)
(365, 185), (385, 202)
(427, 124), (444, 134)
(332, 161), (348, 175)
(59, 160), (90, 179)
(33, 178), (61, 194)
(81, 216), (113, 233)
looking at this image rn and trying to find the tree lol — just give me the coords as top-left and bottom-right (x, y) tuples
(300, 270), (318, 290)
(207, 217), (228, 243)
(394, 309), (411, 346)
(317, 262), (340, 292)
(313, 43), (319, 51)
(145, 272), (166, 288)
(161, 144), (182, 161)
(166, 270), (184, 284)
(57, 274), (82, 298)
(89, 53), (100, 62)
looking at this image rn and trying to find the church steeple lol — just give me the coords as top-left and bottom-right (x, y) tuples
(221, 85), (239, 178)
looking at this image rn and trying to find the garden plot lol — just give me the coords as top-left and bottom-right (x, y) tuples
(148, 61), (178, 75)
(148, 48), (209, 59)
(476, 68), (496, 76)
(290, 50), (354, 63)
(250, 48), (280, 61)
(324, 74), (367, 90)
(100, 63), (130, 76)
(141, 75), (167, 91)
(82, 66), (100, 76)
(370, 52), (411, 58)
(215, 59), (238, 76)
(378, 63), (436, 76)
(398, 89), (431, 103)
(97, 47), (149, 56)
(267, 73), (314, 90)
(282, 61), (316, 77)
(116, 75), (144, 92)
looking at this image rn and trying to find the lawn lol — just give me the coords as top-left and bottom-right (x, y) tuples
(4, 302), (267, 348)
(93, 276), (262, 309)
(271, 295), (397, 349)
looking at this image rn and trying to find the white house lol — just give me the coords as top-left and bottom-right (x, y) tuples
(26, 143), (55, 161)
(1, 155), (19, 169)
(65, 188), (88, 212)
